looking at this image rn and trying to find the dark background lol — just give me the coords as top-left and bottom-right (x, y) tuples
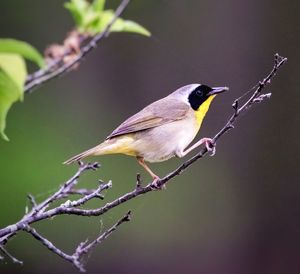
(0, 1), (299, 273)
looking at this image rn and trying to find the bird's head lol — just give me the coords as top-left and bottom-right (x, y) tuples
(185, 84), (229, 111)
(171, 84), (228, 124)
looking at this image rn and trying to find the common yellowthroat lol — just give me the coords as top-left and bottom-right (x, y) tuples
(64, 84), (228, 180)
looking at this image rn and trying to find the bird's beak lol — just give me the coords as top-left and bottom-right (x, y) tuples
(208, 86), (229, 96)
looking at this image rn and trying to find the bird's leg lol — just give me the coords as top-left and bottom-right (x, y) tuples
(136, 157), (160, 180)
(136, 157), (164, 190)
(176, 137), (216, 158)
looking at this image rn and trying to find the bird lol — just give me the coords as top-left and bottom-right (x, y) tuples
(64, 84), (228, 181)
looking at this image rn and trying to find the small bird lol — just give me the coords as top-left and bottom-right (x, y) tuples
(64, 84), (228, 181)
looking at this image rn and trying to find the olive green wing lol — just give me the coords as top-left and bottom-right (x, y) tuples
(106, 98), (189, 139)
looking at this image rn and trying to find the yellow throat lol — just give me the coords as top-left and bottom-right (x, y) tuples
(194, 95), (216, 127)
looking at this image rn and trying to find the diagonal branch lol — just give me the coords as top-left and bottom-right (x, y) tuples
(74, 211), (131, 260)
(158, 54), (288, 186)
(0, 245), (23, 265)
(24, 0), (130, 94)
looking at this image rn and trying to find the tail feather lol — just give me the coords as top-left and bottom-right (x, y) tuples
(63, 144), (104, 165)
(64, 137), (135, 165)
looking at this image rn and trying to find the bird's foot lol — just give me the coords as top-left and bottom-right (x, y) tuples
(201, 138), (216, 156)
(150, 176), (166, 190)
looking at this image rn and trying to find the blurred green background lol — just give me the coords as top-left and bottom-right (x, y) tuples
(1, 0), (299, 273)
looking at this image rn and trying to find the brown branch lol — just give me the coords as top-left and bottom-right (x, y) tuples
(66, 188), (105, 199)
(23, 211), (131, 272)
(74, 211), (131, 259)
(0, 162), (101, 239)
(0, 54), (287, 270)
(24, 0), (130, 94)
(0, 162), (116, 272)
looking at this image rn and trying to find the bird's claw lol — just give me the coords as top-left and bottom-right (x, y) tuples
(204, 138), (216, 156)
(150, 177), (166, 190)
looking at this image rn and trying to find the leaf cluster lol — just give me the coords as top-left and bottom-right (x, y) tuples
(65, 0), (150, 36)
(0, 0), (150, 141)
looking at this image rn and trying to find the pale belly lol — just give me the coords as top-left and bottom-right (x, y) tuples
(131, 119), (199, 162)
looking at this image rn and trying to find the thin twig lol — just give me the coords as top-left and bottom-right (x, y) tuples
(23, 211), (131, 272)
(136, 173), (142, 190)
(0, 162), (100, 239)
(24, 0), (130, 94)
(63, 180), (112, 208)
(24, 34), (88, 85)
(23, 225), (74, 263)
(0, 245), (23, 265)
(27, 194), (37, 209)
(64, 188), (105, 199)
(31, 162), (100, 215)
(75, 211), (131, 258)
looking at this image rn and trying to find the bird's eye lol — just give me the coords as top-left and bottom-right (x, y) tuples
(196, 90), (203, 97)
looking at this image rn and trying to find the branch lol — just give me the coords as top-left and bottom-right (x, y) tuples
(0, 245), (23, 265)
(0, 162), (102, 239)
(23, 211), (131, 272)
(24, 0), (130, 94)
(0, 162), (116, 271)
(73, 211), (131, 259)
(0, 54), (287, 271)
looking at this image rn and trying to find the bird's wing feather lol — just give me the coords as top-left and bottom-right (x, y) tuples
(106, 98), (189, 139)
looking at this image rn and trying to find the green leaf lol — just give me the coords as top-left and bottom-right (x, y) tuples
(0, 54), (26, 100)
(112, 19), (151, 36)
(64, 0), (89, 29)
(65, 0), (151, 37)
(93, 10), (151, 36)
(0, 71), (18, 141)
(72, 0), (88, 11)
(65, 3), (82, 26)
(83, 8), (101, 29)
(0, 39), (45, 68)
(92, 0), (105, 12)
(0, 54), (27, 140)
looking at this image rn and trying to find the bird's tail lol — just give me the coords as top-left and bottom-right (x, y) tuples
(63, 142), (107, 165)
